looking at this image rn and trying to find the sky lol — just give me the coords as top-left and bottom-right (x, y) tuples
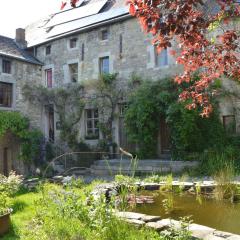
(0, 0), (64, 38)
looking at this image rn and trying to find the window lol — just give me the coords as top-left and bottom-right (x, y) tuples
(99, 57), (109, 74)
(85, 109), (99, 139)
(69, 63), (78, 82)
(69, 38), (77, 48)
(2, 59), (11, 74)
(45, 69), (53, 88)
(155, 48), (168, 67)
(46, 45), (51, 55)
(101, 29), (109, 40)
(223, 115), (236, 134)
(0, 82), (13, 108)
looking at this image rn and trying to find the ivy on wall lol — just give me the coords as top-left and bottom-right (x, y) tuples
(0, 111), (43, 163)
(125, 77), (228, 159)
(23, 83), (85, 150)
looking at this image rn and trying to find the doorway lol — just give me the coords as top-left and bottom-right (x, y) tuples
(160, 119), (171, 153)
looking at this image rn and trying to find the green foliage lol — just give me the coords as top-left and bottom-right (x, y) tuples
(125, 79), (175, 158)
(167, 102), (226, 159)
(196, 146), (240, 176)
(23, 83), (85, 150)
(161, 217), (192, 240)
(17, 182), (163, 240)
(125, 77), (229, 159)
(90, 73), (123, 147)
(0, 172), (22, 216)
(0, 111), (43, 163)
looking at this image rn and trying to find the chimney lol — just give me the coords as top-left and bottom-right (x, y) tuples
(15, 28), (27, 49)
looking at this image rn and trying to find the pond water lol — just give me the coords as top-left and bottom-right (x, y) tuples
(133, 191), (240, 234)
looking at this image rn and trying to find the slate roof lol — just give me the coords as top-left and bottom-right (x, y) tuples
(0, 35), (42, 65)
(25, 0), (130, 47)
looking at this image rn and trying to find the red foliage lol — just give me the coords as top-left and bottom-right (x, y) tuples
(128, 0), (240, 116)
(60, 2), (67, 10)
(61, 0), (79, 9)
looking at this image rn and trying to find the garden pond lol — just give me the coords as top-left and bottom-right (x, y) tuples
(133, 191), (240, 234)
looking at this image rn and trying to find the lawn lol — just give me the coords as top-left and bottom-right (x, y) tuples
(1, 182), (170, 240)
(2, 190), (42, 240)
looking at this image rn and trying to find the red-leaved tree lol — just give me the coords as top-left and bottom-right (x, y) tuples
(128, 0), (240, 116)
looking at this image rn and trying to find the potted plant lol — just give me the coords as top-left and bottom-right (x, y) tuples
(0, 172), (22, 236)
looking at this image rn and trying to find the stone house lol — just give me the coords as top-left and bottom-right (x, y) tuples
(0, 29), (43, 175)
(24, 0), (181, 157)
(1, 0), (240, 174)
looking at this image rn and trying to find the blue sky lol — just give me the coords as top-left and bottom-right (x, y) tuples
(0, 0), (63, 38)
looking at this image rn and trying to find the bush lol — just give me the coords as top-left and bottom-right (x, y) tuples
(0, 171), (22, 215)
(125, 77), (231, 159)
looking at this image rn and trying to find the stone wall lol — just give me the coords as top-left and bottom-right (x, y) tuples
(0, 58), (43, 130)
(0, 58), (43, 175)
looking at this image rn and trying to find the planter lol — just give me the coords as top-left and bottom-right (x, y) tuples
(0, 209), (12, 236)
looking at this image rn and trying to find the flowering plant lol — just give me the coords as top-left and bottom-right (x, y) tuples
(0, 171), (22, 216)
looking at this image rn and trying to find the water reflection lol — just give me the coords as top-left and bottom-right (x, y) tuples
(134, 191), (240, 234)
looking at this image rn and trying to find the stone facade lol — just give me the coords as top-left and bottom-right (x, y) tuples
(27, 15), (182, 153)
(0, 34), (43, 175)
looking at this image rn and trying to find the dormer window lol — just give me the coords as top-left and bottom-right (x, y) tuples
(69, 38), (77, 49)
(46, 45), (51, 55)
(2, 59), (11, 74)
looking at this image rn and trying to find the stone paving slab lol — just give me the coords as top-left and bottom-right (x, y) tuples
(140, 215), (161, 222)
(146, 221), (167, 231)
(189, 223), (215, 239)
(124, 218), (145, 227)
(115, 211), (146, 220)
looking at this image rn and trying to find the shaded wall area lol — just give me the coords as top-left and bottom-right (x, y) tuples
(0, 132), (24, 176)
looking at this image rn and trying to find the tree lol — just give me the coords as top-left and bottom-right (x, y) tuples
(128, 0), (240, 116)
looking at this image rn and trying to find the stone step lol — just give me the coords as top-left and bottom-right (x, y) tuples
(90, 160), (199, 175)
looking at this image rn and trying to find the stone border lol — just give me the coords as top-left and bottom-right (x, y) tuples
(90, 181), (240, 240)
(114, 211), (240, 240)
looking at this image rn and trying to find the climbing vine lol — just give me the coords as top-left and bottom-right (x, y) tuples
(125, 77), (228, 159)
(23, 83), (85, 150)
(87, 73), (126, 151)
(0, 111), (43, 163)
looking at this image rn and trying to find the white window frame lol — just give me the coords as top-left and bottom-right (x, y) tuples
(85, 109), (99, 140)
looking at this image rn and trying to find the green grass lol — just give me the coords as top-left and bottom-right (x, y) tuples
(1, 182), (192, 240)
(2, 190), (41, 240)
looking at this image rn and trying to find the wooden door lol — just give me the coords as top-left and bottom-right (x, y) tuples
(160, 119), (171, 153)
(3, 147), (8, 176)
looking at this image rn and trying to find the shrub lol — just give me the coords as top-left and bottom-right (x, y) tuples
(0, 171), (22, 215)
